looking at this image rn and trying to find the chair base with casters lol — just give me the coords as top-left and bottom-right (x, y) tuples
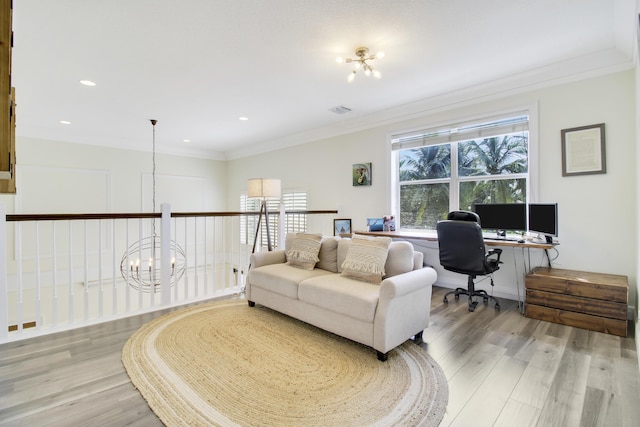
(443, 274), (501, 312)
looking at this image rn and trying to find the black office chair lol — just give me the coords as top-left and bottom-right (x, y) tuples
(436, 210), (502, 312)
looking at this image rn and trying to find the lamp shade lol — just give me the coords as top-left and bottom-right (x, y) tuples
(247, 178), (281, 199)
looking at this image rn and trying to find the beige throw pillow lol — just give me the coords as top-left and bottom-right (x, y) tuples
(316, 236), (340, 273)
(341, 234), (392, 284)
(286, 233), (323, 270)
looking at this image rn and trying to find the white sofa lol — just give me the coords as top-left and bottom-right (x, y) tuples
(246, 233), (437, 361)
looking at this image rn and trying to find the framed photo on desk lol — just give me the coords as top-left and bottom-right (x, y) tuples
(333, 218), (352, 237)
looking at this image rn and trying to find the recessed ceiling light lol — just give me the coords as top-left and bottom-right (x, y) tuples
(60, 120), (71, 125)
(183, 139), (191, 143)
(80, 80), (96, 86)
(239, 117), (249, 121)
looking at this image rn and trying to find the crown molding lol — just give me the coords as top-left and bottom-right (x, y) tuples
(226, 48), (634, 161)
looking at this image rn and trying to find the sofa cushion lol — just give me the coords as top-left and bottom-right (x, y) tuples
(249, 264), (332, 299)
(384, 241), (415, 277)
(286, 233), (322, 270)
(316, 236), (340, 273)
(341, 234), (392, 284)
(298, 274), (380, 322)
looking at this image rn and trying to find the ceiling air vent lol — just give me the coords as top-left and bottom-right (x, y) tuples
(329, 105), (352, 115)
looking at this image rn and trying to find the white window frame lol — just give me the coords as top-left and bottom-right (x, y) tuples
(390, 105), (539, 230)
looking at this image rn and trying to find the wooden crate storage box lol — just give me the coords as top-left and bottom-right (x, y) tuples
(525, 267), (628, 337)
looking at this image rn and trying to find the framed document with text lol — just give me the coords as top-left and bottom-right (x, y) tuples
(561, 123), (606, 176)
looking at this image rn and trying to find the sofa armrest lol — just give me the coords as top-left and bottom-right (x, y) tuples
(250, 250), (287, 269)
(374, 266), (437, 355)
(379, 267), (437, 299)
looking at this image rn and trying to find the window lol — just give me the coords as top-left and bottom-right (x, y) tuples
(392, 112), (530, 230)
(240, 189), (308, 248)
(281, 190), (308, 234)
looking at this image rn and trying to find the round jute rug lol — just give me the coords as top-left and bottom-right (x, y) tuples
(122, 300), (448, 426)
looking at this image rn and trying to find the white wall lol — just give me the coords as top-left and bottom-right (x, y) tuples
(0, 137), (227, 214)
(1, 71), (635, 310)
(227, 126), (387, 235)
(227, 70), (638, 306)
(0, 137), (228, 276)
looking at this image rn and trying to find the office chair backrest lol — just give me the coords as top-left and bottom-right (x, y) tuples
(436, 218), (488, 276)
(447, 210), (480, 223)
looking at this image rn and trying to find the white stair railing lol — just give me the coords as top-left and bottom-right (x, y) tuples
(0, 205), (337, 343)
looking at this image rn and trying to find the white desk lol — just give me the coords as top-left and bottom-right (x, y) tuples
(355, 230), (554, 250)
(355, 230), (557, 312)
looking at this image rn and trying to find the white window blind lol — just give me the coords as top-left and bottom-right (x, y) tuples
(392, 112), (529, 150)
(282, 191), (308, 234)
(240, 189), (308, 248)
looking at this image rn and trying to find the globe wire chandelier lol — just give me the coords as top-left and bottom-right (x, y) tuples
(119, 120), (186, 292)
(336, 47), (384, 82)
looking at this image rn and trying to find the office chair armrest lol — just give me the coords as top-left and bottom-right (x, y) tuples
(486, 248), (503, 263)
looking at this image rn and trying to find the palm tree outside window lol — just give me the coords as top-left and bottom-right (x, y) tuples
(392, 113), (530, 231)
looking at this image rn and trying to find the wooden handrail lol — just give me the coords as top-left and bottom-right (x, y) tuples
(6, 210), (339, 222)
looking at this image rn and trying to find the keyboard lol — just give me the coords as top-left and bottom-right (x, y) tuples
(483, 236), (522, 242)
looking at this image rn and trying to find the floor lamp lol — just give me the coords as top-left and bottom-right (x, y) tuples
(248, 178), (281, 252)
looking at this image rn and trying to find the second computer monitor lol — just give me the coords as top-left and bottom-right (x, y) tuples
(473, 203), (527, 234)
(528, 203), (558, 239)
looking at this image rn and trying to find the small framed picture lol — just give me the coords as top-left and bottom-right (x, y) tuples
(333, 218), (352, 237)
(352, 163), (372, 186)
(366, 218), (384, 232)
(383, 215), (396, 231)
(561, 123), (606, 176)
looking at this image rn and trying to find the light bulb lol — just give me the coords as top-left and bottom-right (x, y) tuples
(364, 68), (371, 76)
(373, 70), (382, 79)
(336, 57), (344, 64)
(348, 71), (356, 83)
(376, 51), (385, 59)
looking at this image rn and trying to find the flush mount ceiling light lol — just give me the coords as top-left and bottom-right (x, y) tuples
(336, 47), (384, 82)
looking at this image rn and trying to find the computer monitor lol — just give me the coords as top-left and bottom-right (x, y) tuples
(528, 203), (558, 242)
(473, 203), (527, 236)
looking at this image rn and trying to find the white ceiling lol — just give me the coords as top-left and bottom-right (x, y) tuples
(11, 0), (638, 160)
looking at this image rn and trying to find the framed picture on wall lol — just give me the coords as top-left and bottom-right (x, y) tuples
(334, 218), (352, 237)
(561, 123), (606, 176)
(352, 163), (371, 186)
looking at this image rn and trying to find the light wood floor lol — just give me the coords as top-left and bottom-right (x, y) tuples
(0, 287), (638, 426)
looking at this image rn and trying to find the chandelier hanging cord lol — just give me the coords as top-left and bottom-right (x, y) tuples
(119, 118), (186, 293)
